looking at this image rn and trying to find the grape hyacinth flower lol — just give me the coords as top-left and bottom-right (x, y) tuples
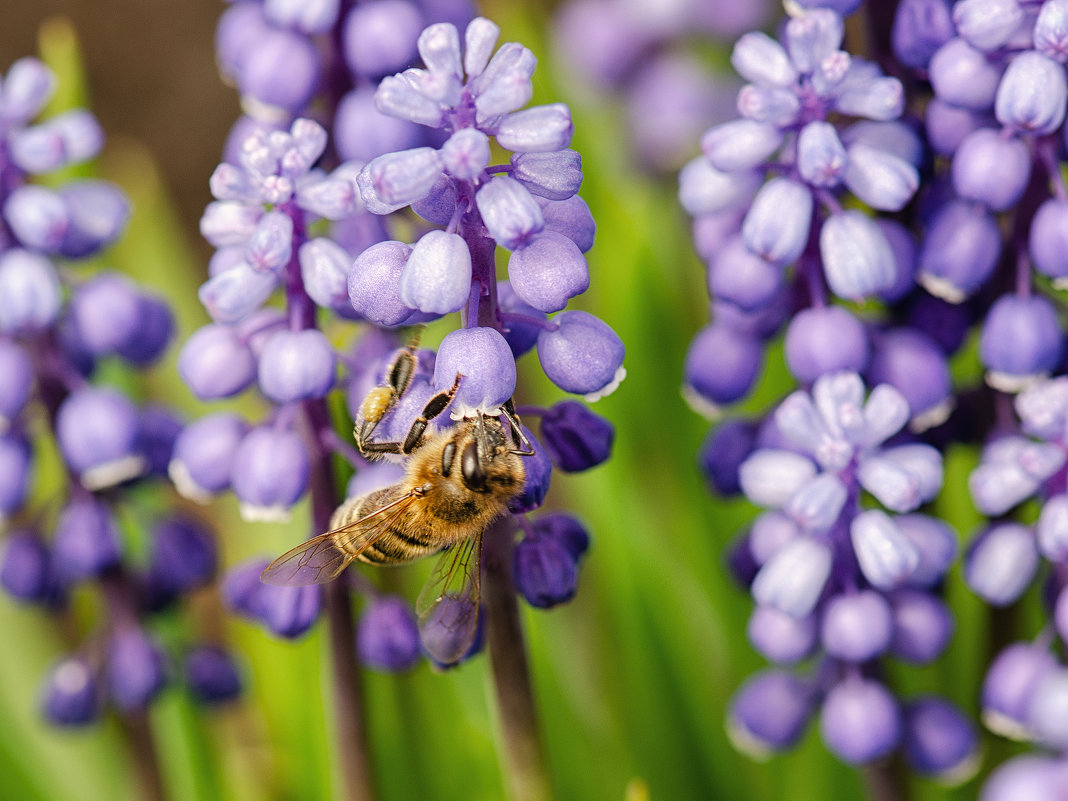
(726, 371), (977, 776)
(0, 57), (240, 801)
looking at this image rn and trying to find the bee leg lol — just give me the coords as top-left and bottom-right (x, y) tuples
(356, 344), (420, 448)
(358, 372), (463, 457)
(500, 397), (535, 455)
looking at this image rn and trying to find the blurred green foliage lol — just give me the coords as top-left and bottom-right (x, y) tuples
(0, 7), (1041, 801)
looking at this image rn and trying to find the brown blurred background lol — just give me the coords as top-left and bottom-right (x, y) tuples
(3, 0), (235, 255)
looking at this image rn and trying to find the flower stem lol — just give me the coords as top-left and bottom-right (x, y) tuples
(862, 757), (910, 801)
(482, 516), (553, 801)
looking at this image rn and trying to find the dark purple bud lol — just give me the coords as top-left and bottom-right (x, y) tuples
(699, 419), (758, 496)
(868, 329), (952, 430)
(820, 677), (901, 764)
(889, 589), (954, 663)
(925, 97), (991, 157)
(183, 645), (242, 705)
(106, 628), (168, 711)
(784, 306), (869, 384)
(411, 173), (459, 226)
(137, 406), (182, 478)
(334, 87), (423, 163)
(40, 656), (99, 726)
(747, 605), (817, 664)
(917, 201), (1001, 302)
(497, 280), (545, 357)
(56, 386), (146, 490)
(727, 670), (814, 757)
(0, 337), (33, 429)
(539, 194), (595, 253)
(418, 593), (482, 666)
(508, 426), (552, 514)
(891, 0), (955, 69)
(0, 530), (58, 605)
(56, 181), (130, 258)
(530, 513), (589, 560)
(52, 497), (122, 584)
(707, 235), (782, 312)
(236, 27), (321, 111)
(539, 400), (613, 472)
(147, 517), (217, 602)
(902, 697), (979, 781)
(230, 426), (310, 522)
(0, 433), (31, 520)
(178, 323), (257, 400)
(115, 295), (174, 366)
(357, 595), (422, 672)
(514, 533), (578, 608)
(538, 311), (625, 400)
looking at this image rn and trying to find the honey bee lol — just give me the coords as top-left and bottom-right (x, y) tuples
(262, 342), (532, 664)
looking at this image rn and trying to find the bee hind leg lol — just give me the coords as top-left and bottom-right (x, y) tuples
(359, 372), (463, 456)
(356, 343), (420, 448)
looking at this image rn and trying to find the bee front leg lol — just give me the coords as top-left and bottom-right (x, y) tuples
(356, 344), (419, 449)
(358, 373), (463, 457)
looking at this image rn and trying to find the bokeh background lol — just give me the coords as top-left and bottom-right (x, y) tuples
(0, 2), (1012, 800)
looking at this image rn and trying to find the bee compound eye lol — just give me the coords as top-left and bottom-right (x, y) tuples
(460, 441), (487, 491)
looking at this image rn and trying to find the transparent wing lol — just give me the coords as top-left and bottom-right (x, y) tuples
(260, 491), (420, 586)
(416, 531), (483, 665)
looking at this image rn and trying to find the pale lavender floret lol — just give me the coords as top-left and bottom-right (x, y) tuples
(0, 249), (61, 334)
(1035, 0), (1068, 63)
(917, 200), (1001, 303)
(736, 84), (802, 127)
(748, 511), (801, 565)
(335, 87), (424, 162)
(235, 26), (321, 111)
(982, 643), (1058, 739)
(3, 185), (69, 252)
(508, 231), (589, 313)
(200, 201), (263, 248)
(230, 426), (310, 522)
(747, 605), (817, 664)
(868, 329), (952, 427)
(1016, 375), (1068, 439)
(981, 756), (1068, 801)
(857, 444), (943, 512)
(851, 509), (921, 589)
(257, 329), (337, 403)
(739, 450), (818, 509)
(1037, 494), (1068, 561)
(751, 537), (832, 618)
(52, 497), (121, 583)
(741, 178), (812, 265)
(707, 234), (782, 312)
(411, 173), (458, 225)
(874, 218), (918, 303)
(929, 37), (1005, 110)
(783, 306), (870, 384)
(536, 310), (624, 399)
(925, 97), (991, 156)
(68, 273), (141, 356)
(902, 698), (979, 781)
(842, 143), (918, 212)
(0, 435), (31, 521)
(358, 147), (443, 213)
(263, 0), (339, 34)
(464, 16), (499, 78)
(169, 413), (248, 503)
(890, 591), (955, 664)
(511, 150), (582, 201)
(495, 104), (573, 152)
(433, 327), (516, 416)
(475, 175), (544, 250)
(796, 121), (847, 187)
(342, 0), (422, 80)
(965, 523), (1040, 606)
(730, 32), (798, 88)
(821, 590), (894, 662)
(56, 387), (146, 490)
(784, 8), (844, 73)
(440, 128), (490, 180)
(783, 473), (848, 532)
(820, 677), (901, 764)
(819, 210), (897, 300)
(540, 195), (595, 253)
(970, 436), (1056, 516)
(702, 119), (784, 174)
(861, 384), (921, 448)
(295, 165), (362, 220)
(953, 0), (1024, 52)
(348, 240), (416, 326)
(299, 237), (351, 309)
(952, 129), (1032, 212)
(995, 51), (1068, 135)
(471, 42), (537, 120)
(418, 20), (463, 79)
(243, 210), (293, 274)
(1027, 670), (1068, 750)
(398, 230), (472, 314)
(0, 58), (55, 124)
(897, 514), (958, 588)
(833, 70), (905, 122)
(979, 293), (1064, 391)
(375, 73), (446, 128)
(198, 262), (278, 324)
(178, 323), (256, 400)
(57, 181), (130, 259)
(842, 120), (925, 166)
(678, 157), (762, 217)
(106, 628), (166, 711)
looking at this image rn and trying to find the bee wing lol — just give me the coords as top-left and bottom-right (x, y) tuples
(260, 491), (420, 586)
(416, 530), (483, 665)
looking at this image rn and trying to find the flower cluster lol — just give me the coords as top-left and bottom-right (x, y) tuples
(727, 372), (976, 775)
(551, 0), (772, 172)
(0, 57), (240, 725)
